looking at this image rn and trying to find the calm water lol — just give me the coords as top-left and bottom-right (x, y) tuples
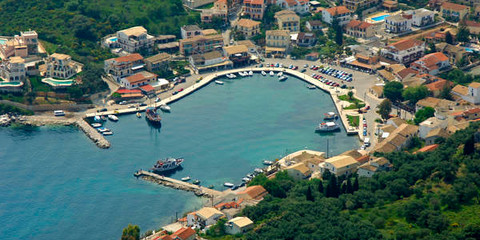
(0, 74), (359, 240)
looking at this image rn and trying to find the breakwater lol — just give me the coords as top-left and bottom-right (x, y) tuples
(76, 118), (111, 149)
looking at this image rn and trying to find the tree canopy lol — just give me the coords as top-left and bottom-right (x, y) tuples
(414, 107), (435, 125)
(402, 86), (430, 104)
(383, 82), (404, 102)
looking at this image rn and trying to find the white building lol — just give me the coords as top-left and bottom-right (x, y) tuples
(357, 157), (392, 178)
(275, 0), (309, 15)
(405, 8), (435, 27)
(116, 26), (154, 53)
(322, 6), (352, 26)
(225, 217), (254, 235)
(419, 116), (448, 138)
(467, 82), (480, 104)
(195, 207), (225, 227)
(381, 39), (425, 64)
(385, 14), (412, 34)
(319, 155), (359, 176)
(181, 25), (203, 39)
(410, 52), (450, 76)
(0, 56), (26, 82)
(45, 53), (82, 80)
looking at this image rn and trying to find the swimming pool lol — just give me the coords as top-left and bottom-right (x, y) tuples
(110, 37), (118, 42)
(371, 14), (390, 22)
(42, 78), (74, 87)
(0, 39), (7, 45)
(0, 81), (23, 87)
(465, 48), (474, 53)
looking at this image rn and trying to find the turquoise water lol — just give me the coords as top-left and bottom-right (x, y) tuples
(0, 74), (358, 240)
(372, 14), (390, 22)
(43, 78), (73, 86)
(0, 39), (6, 45)
(0, 81), (21, 86)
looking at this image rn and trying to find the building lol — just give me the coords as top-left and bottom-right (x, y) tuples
(345, 20), (375, 39)
(357, 157), (392, 177)
(181, 25), (203, 39)
(115, 26), (154, 54)
(144, 53), (170, 72)
(179, 34), (224, 56)
(385, 14), (412, 34)
(405, 8), (435, 27)
(322, 6), (352, 26)
(381, 39), (425, 64)
(104, 53), (144, 82)
(0, 30), (38, 59)
(275, 0), (309, 15)
(465, 20), (480, 35)
(286, 162), (312, 180)
(436, 43), (468, 65)
(237, 185), (268, 200)
(275, 10), (300, 32)
(201, 0), (228, 24)
(425, 78), (453, 97)
(189, 51), (232, 73)
(440, 2), (470, 21)
(243, 0), (266, 20)
(120, 71), (157, 89)
(410, 52), (450, 76)
(0, 57), (26, 82)
(45, 53), (82, 80)
(418, 115), (448, 138)
(225, 217), (254, 235)
(195, 207), (225, 226)
(414, 144), (439, 153)
(296, 32), (316, 47)
(184, 0), (216, 8)
(425, 127), (450, 144)
(265, 30), (290, 57)
(319, 155), (360, 176)
(236, 19), (261, 38)
(223, 45), (251, 66)
(236, 40), (257, 53)
(344, 0), (380, 11)
(382, 0), (398, 11)
(171, 227), (196, 240)
(452, 82), (480, 104)
(305, 20), (323, 32)
(373, 123), (419, 153)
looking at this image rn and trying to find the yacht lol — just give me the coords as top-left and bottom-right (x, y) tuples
(269, 71), (274, 76)
(261, 71), (267, 76)
(279, 76), (287, 81)
(323, 112), (338, 120)
(224, 182), (235, 188)
(151, 158), (184, 172)
(181, 176), (191, 181)
(248, 71), (253, 76)
(102, 131), (114, 136)
(215, 80), (224, 85)
(91, 123), (102, 128)
(315, 122), (340, 132)
(97, 127), (110, 133)
(277, 72), (283, 77)
(226, 73), (236, 79)
(254, 168), (264, 174)
(263, 160), (274, 165)
(108, 114), (118, 121)
(160, 104), (171, 112)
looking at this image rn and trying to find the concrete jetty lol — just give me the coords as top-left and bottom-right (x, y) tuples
(134, 170), (223, 198)
(17, 115), (77, 126)
(76, 119), (111, 149)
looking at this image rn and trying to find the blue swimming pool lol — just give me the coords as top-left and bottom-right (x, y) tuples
(110, 37), (118, 42)
(0, 39), (6, 45)
(372, 14), (390, 22)
(465, 48), (474, 53)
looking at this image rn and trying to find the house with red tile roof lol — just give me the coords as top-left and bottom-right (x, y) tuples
(104, 53), (144, 81)
(346, 20), (375, 39)
(410, 52), (451, 76)
(453, 82), (480, 104)
(395, 67), (419, 80)
(465, 20), (480, 35)
(414, 144), (439, 153)
(243, 0), (266, 20)
(425, 78), (453, 97)
(322, 6), (352, 25)
(275, 0), (309, 14)
(237, 185), (268, 200)
(441, 2), (470, 21)
(171, 227), (196, 240)
(381, 39), (425, 64)
(120, 71), (157, 90)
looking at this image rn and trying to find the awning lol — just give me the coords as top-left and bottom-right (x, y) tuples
(265, 47), (286, 53)
(131, 64), (145, 71)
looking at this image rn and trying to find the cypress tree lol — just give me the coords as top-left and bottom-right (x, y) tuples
(463, 135), (475, 155)
(328, 175), (339, 198)
(306, 186), (314, 202)
(341, 182), (347, 194)
(346, 178), (353, 194)
(318, 179), (324, 195)
(353, 176), (359, 192)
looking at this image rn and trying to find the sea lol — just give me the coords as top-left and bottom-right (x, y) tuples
(0, 74), (359, 240)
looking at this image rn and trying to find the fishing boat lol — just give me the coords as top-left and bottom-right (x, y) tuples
(151, 157), (184, 172)
(261, 71), (267, 76)
(248, 71), (253, 76)
(193, 179), (201, 185)
(315, 121), (340, 132)
(224, 182), (235, 188)
(108, 114), (118, 121)
(136, 112), (141, 118)
(323, 112), (338, 120)
(269, 71), (274, 76)
(181, 176), (191, 181)
(159, 104), (171, 112)
(103, 131), (114, 136)
(307, 85), (317, 89)
(277, 72), (283, 77)
(91, 123), (102, 128)
(145, 107), (161, 126)
(215, 80), (224, 85)
(263, 160), (274, 165)
(278, 76), (287, 81)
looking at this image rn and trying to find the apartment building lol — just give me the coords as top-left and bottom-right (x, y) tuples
(344, 0), (380, 11)
(441, 2), (470, 21)
(236, 19), (261, 38)
(275, 0), (309, 15)
(0, 30), (38, 59)
(45, 53), (83, 80)
(179, 34), (224, 56)
(104, 53), (144, 82)
(410, 52), (450, 76)
(322, 6), (352, 26)
(0, 57), (26, 82)
(405, 8), (435, 27)
(243, 0), (266, 20)
(381, 39), (425, 64)
(275, 10), (301, 32)
(345, 20), (375, 39)
(385, 14), (412, 34)
(265, 30), (290, 57)
(115, 26), (154, 54)
(181, 25), (203, 39)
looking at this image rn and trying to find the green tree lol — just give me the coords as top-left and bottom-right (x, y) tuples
(353, 176), (359, 192)
(378, 99), (392, 120)
(439, 84), (452, 100)
(463, 135), (475, 155)
(318, 179), (324, 194)
(457, 22), (470, 43)
(347, 90), (354, 100)
(306, 186), (314, 201)
(121, 224), (140, 240)
(383, 81), (404, 102)
(414, 107), (435, 125)
(402, 86), (430, 104)
(445, 31), (454, 44)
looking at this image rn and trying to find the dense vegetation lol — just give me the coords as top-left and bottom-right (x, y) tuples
(0, 104), (34, 115)
(227, 123), (480, 239)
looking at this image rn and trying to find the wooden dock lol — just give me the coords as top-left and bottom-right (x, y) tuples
(134, 170), (223, 198)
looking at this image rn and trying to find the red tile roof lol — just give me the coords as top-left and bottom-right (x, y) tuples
(140, 84), (155, 92)
(464, 108), (480, 115)
(116, 88), (142, 94)
(415, 144), (439, 153)
(388, 39), (424, 51)
(442, 2), (469, 11)
(125, 73), (148, 85)
(412, 52), (449, 72)
(465, 20), (480, 28)
(237, 185), (268, 199)
(346, 20), (373, 29)
(425, 79), (452, 91)
(172, 227), (196, 240)
(325, 6), (351, 16)
(355, 155), (370, 164)
(112, 53), (143, 63)
(397, 67), (419, 79)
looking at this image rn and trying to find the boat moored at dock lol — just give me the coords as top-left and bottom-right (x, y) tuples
(315, 121), (340, 132)
(248, 71), (253, 76)
(269, 71), (274, 76)
(136, 112), (141, 118)
(263, 160), (274, 165)
(226, 73), (236, 79)
(215, 80), (224, 85)
(323, 112), (338, 120)
(224, 182), (234, 188)
(159, 104), (171, 112)
(91, 123), (102, 128)
(152, 157), (184, 172)
(108, 114), (118, 121)
(181, 176), (191, 181)
(261, 71), (267, 76)
(145, 107), (162, 126)
(279, 76), (287, 81)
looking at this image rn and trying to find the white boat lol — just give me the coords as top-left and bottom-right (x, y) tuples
(215, 80), (224, 85)
(315, 121), (340, 132)
(269, 71), (274, 76)
(277, 72), (283, 77)
(278, 76), (287, 81)
(97, 127), (110, 133)
(226, 73), (236, 79)
(263, 160), (274, 165)
(93, 116), (101, 122)
(323, 112), (338, 120)
(248, 71), (253, 76)
(181, 176), (191, 181)
(91, 123), (102, 128)
(224, 182), (235, 188)
(261, 71), (267, 76)
(103, 131), (113, 136)
(242, 177), (251, 182)
(307, 85), (317, 89)
(152, 158), (184, 172)
(160, 104), (171, 112)
(108, 114), (118, 121)
(254, 168), (264, 174)
(136, 112), (141, 118)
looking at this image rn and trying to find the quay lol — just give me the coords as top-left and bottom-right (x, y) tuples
(134, 170), (223, 198)
(76, 118), (110, 149)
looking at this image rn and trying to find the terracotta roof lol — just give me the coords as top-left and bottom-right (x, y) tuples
(387, 39), (424, 51)
(196, 207), (224, 220)
(237, 18), (261, 28)
(469, 82), (480, 89)
(411, 52), (449, 72)
(415, 144), (439, 153)
(172, 227), (196, 240)
(139, 84), (155, 92)
(125, 73), (148, 85)
(50, 53), (71, 60)
(156, 235), (173, 240)
(425, 79), (452, 91)
(116, 88), (142, 94)
(224, 45), (249, 55)
(286, 162), (312, 175)
(388, 117), (407, 127)
(119, 26), (148, 36)
(244, 0), (264, 5)
(145, 53), (170, 64)
(373, 141), (398, 153)
(346, 20), (373, 29)
(378, 69), (395, 81)
(389, 134), (407, 147)
(341, 149), (363, 159)
(397, 67), (418, 79)
(389, 64), (406, 74)
(441, 2), (469, 11)
(417, 97), (442, 108)
(266, 30), (290, 37)
(358, 163), (378, 172)
(324, 6), (351, 16)
(463, 108), (480, 114)
(395, 123), (419, 137)
(452, 84), (469, 96)
(307, 20), (323, 26)
(112, 53), (143, 63)
(275, 10), (299, 21)
(373, 157), (390, 166)
(237, 185), (268, 199)
(356, 155), (370, 164)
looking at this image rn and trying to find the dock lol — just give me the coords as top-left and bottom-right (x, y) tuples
(76, 118), (111, 149)
(134, 170), (223, 198)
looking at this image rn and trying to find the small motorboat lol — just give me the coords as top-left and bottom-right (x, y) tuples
(277, 72), (283, 77)
(101, 116), (107, 121)
(181, 176), (191, 181)
(263, 160), (274, 165)
(323, 112), (338, 120)
(315, 121), (340, 132)
(160, 104), (171, 112)
(227, 73), (236, 79)
(307, 84), (317, 89)
(254, 168), (264, 174)
(136, 112), (141, 118)
(269, 71), (274, 76)
(102, 131), (113, 136)
(215, 80), (224, 85)
(108, 114), (118, 121)
(193, 179), (201, 185)
(242, 177), (251, 182)
(91, 123), (102, 128)
(207, 185), (215, 189)
(248, 71), (253, 76)
(261, 71), (267, 76)
(239, 72), (246, 77)
(93, 116), (102, 122)
(278, 76), (287, 81)
(97, 127), (110, 133)
(224, 182), (235, 188)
